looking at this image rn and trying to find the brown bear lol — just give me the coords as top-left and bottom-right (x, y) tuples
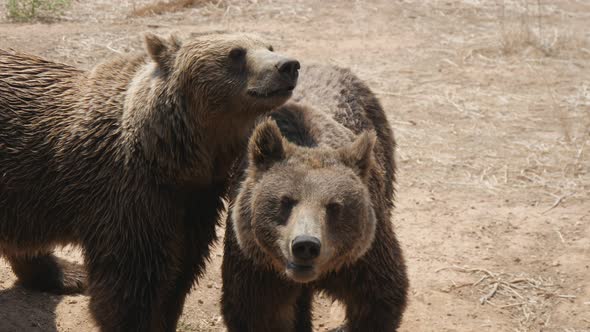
(221, 64), (408, 332)
(0, 32), (299, 331)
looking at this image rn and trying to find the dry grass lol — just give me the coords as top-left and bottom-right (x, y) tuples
(382, 1), (590, 210)
(130, 0), (216, 17)
(437, 266), (577, 331)
(499, 20), (583, 58)
(5, 0), (71, 21)
(497, 0), (586, 57)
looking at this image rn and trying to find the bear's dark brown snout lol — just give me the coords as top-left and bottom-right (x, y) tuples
(276, 58), (300, 86)
(246, 51), (299, 99)
(291, 235), (321, 261)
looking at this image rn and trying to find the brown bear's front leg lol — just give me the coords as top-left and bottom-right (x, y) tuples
(159, 186), (223, 329)
(294, 286), (314, 332)
(85, 252), (165, 331)
(222, 268), (303, 332)
(222, 225), (305, 332)
(327, 284), (406, 332)
(322, 234), (408, 332)
(7, 251), (86, 294)
(84, 226), (189, 332)
(343, 296), (405, 332)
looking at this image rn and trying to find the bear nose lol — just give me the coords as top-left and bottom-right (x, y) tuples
(276, 59), (300, 82)
(291, 235), (321, 261)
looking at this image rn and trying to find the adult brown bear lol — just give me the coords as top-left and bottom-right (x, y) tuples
(0, 32), (299, 331)
(222, 64), (408, 331)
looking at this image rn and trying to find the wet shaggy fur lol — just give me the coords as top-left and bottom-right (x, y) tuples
(222, 64), (409, 331)
(0, 32), (297, 332)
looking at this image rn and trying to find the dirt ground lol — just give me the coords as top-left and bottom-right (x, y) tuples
(0, 0), (589, 331)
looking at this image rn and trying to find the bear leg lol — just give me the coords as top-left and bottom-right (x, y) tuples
(85, 247), (178, 332)
(222, 231), (304, 332)
(7, 251), (86, 294)
(343, 297), (405, 332)
(158, 230), (217, 329)
(340, 267), (407, 331)
(222, 275), (303, 332)
(156, 184), (226, 327)
(85, 187), (223, 331)
(84, 227), (210, 331)
(294, 286), (313, 332)
(323, 238), (408, 332)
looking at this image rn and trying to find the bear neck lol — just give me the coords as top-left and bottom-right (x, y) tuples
(121, 62), (254, 187)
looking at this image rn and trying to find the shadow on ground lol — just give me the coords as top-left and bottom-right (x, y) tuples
(0, 285), (62, 332)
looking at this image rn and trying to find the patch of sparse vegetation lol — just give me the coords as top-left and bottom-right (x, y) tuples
(6, 0), (70, 21)
(497, 0), (586, 57)
(437, 266), (573, 332)
(130, 0), (215, 17)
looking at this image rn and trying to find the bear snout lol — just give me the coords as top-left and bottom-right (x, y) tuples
(246, 51), (299, 99)
(291, 235), (321, 261)
(275, 58), (300, 86)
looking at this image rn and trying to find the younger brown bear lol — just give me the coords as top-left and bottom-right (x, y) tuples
(222, 64), (408, 331)
(0, 32), (299, 331)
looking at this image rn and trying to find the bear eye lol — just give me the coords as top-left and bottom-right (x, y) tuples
(268, 45), (274, 52)
(326, 202), (342, 218)
(280, 196), (297, 211)
(277, 196), (297, 225)
(229, 47), (246, 60)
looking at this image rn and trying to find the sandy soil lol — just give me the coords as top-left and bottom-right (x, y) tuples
(0, 0), (589, 331)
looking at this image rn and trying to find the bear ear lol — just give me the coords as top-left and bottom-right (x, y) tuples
(144, 33), (181, 71)
(338, 130), (377, 180)
(248, 119), (286, 171)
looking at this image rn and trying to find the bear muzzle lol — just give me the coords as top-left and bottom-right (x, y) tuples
(291, 235), (321, 261)
(246, 50), (299, 99)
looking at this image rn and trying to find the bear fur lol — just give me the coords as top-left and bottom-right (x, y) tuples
(0, 32), (299, 331)
(221, 64), (408, 332)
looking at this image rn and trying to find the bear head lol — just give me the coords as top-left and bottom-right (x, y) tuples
(123, 32), (300, 183)
(232, 118), (378, 283)
(143, 32), (299, 115)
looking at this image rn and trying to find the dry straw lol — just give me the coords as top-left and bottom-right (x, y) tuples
(437, 265), (577, 331)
